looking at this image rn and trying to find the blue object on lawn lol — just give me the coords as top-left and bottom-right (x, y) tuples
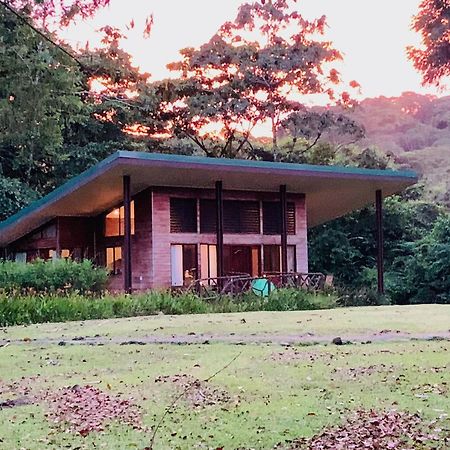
(251, 278), (276, 297)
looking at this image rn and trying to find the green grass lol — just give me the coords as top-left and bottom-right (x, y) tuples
(2, 303), (449, 341)
(0, 306), (449, 449)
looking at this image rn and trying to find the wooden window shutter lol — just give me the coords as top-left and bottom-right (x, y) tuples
(170, 198), (197, 233)
(200, 199), (216, 233)
(263, 202), (296, 235)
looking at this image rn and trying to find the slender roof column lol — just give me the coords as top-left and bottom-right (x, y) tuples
(376, 189), (384, 295)
(215, 181), (224, 281)
(123, 175), (132, 294)
(280, 184), (288, 273)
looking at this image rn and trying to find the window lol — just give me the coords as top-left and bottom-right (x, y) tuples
(14, 252), (27, 263)
(170, 198), (197, 233)
(263, 245), (296, 273)
(104, 202), (135, 237)
(262, 202), (296, 235)
(106, 246), (122, 275)
(200, 200), (260, 234)
(263, 245), (280, 273)
(171, 244), (197, 286)
(42, 224), (57, 238)
(30, 223), (56, 241)
(200, 244), (217, 281)
(199, 200), (216, 233)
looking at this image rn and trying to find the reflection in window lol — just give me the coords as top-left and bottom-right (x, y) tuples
(263, 245), (296, 273)
(105, 202), (135, 237)
(106, 247), (122, 275)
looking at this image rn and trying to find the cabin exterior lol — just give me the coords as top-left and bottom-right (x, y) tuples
(0, 151), (417, 293)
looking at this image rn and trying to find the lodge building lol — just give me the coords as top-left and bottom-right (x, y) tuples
(0, 151), (417, 292)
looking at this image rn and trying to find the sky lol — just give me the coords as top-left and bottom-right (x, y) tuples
(61, 0), (443, 100)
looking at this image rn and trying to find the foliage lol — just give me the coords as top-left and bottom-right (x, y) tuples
(155, 0), (354, 157)
(319, 92), (450, 206)
(5, 0), (111, 29)
(0, 6), (148, 219)
(0, 175), (38, 221)
(0, 6), (85, 194)
(408, 0), (450, 87)
(0, 259), (108, 295)
(387, 215), (450, 304)
(334, 285), (390, 308)
(0, 288), (337, 326)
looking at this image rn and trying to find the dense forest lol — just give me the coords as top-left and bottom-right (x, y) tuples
(335, 93), (450, 206)
(1, 0), (449, 304)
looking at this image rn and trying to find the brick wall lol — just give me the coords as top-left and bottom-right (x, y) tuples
(132, 189), (152, 290)
(149, 187), (309, 289)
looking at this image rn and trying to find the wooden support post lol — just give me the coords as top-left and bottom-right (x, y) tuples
(280, 184), (288, 274)
(376, 189), (384, 295)
(123, 175), (132, 294)
(215, 181), (224, 281)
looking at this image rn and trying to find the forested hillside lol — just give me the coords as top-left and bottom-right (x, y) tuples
(344, 92), (450, 205)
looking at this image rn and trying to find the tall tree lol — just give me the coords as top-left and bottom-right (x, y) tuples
(161, 0), (351, 157)
(0, 5), (153, 219)
(0, 5), (84, 199)
(408, 0), (450, 87)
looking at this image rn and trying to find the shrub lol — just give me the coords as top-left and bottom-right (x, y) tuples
(335, 286), (391, 307)
(0, 259), (108, 295)
(0, 288), (339, 327)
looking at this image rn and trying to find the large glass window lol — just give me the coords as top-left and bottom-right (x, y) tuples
(200, 244), (217, 280)
(171, 244), (197, 286)
(170, 198), (197, 233)
(262, 202), (296, 235)
(104, 202), (135, 237)
(30, 223), (56, 241)
(106, 246), (122, 275)
(263, 245), (296, 273)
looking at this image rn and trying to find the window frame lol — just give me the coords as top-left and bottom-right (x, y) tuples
(104, 201), (135, 237)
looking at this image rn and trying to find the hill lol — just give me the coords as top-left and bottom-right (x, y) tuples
(347, 92), (450, 205)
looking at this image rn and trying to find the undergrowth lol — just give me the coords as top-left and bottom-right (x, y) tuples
(0, 289), (338, 326)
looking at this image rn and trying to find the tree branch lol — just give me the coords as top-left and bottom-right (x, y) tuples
(148, 352), (242, 449)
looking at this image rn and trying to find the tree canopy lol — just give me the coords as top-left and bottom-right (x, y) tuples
(408, 0), (450, 87)
(151, 0), (358, 158)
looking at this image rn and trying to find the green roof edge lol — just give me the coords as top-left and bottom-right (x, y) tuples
(116, 150), (418, 179)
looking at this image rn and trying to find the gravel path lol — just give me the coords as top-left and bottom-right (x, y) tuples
(1, 330), (450, 347)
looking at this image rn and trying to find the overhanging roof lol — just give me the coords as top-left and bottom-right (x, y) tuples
(0, 151), (418, 246)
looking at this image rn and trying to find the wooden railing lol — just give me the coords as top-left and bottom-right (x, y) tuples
(187, 272), (326, 299)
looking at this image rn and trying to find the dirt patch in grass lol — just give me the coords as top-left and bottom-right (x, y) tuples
(270, 349), (338, 363)
(0, 376), (47, 408)
(45, 385), (143, 436)
(154, 374), (238, 408)
(412, 383), (449, 397)
(331, 364), (398, 380)
(276, 409), (448, 449)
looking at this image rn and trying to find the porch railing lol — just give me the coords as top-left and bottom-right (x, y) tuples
(187, 272), (326, 298)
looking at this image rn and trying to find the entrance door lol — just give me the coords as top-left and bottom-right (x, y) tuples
(224, 245), (260, 276)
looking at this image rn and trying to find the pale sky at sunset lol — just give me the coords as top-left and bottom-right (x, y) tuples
(61, 0), (442, 99)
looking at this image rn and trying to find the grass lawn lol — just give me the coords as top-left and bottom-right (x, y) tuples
(0, 305), (449, 449)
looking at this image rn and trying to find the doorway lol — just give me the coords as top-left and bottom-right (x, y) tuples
(224, 245), (260, 276)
